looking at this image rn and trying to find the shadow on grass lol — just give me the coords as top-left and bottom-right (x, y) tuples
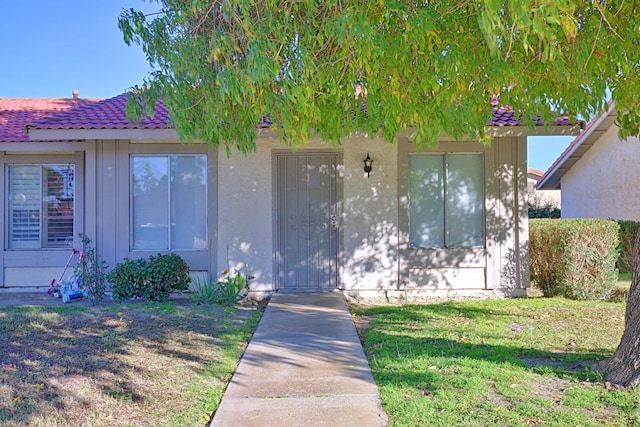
(356, 302), (617, 384)
(0, 301), (260, 425)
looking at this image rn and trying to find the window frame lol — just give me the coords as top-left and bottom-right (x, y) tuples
(4, 157), (79, 251)
(408, 152), (486, 249)
(129, 153), (208, 252)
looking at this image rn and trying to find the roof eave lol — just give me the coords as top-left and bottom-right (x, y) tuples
(0, 140), (88, 151)
(24, 122), (584, 145)
(27, 127), (180, 141)
(487, 124), (583, 138)
(536, 108), (616, 190)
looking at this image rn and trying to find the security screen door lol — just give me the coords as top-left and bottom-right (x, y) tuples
(276, 153), (339, 290)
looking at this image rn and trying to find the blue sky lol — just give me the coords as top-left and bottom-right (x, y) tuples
(0, 1), (153, 99)
(0, 1), (572, 172)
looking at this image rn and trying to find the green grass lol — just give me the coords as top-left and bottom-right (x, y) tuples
(610, 272), (632, 302)
(0, 301), (261, 426)
(354, 298), (640, 427)
(618, 272), (632, 283)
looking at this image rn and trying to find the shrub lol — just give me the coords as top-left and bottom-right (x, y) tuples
(608, 286), (630, 303)
(615, 220), (640, 274)
(78, 233), (108, 306)
(107, 253), (191, 303)
(529, 221), (565, 296)
(107, 257), (147, 302)
(190, 277), (219, 305)
(191, 270), (249, 305)
(528, 206), (561, 219)
(143, 253), (191, 302)
(528, 194), (561, 219)
(530, 219), (619, 300)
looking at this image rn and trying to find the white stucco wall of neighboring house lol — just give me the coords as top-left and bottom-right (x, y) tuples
(561, 125), (640, 220)
(527, 177), (561, 208)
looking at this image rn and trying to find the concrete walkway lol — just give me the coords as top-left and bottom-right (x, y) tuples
(210, 292), (388, 427)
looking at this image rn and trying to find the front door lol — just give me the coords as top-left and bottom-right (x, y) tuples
(275, 152), (340, 290)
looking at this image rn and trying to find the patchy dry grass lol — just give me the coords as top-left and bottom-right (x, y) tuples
(353, 298), (640, 427)
(0, 300), (261, 426)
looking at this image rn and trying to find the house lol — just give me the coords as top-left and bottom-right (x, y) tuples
(0, 94), (581, 301)
(527, 168), (561, 209)
(536, 106), (640, 221)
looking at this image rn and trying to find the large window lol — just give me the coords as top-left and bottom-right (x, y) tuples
(409, 153), (484, 248)
(6, 164), (75, 249)
(131, 155), (207, 251)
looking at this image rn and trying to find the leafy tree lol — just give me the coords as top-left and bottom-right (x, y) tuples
(119, 1), (640, 385)
(119, 1), (639, 152)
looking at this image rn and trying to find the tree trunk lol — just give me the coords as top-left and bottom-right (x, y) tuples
(595, 227), (640, 387)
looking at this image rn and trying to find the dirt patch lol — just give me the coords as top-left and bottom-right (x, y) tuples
(352, 314), (380, 331)
(528, 374), (574, 402)
(519, 356), (599, 373)
(0, 292), (194, 307)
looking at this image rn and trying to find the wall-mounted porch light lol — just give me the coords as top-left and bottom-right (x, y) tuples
(363, 153), (373, 178)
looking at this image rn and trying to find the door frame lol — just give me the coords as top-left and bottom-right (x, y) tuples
(272, 149), (344, 291)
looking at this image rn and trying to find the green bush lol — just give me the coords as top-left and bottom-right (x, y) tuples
(107, 257), (146, 302)
(530, 219), (619, 300)
(528, 206), (561, 219)
(191, 270), (248, 305)
(144, 253), (191, 302)
(615, 220), (640, 274)
(107, 253), (191, 303)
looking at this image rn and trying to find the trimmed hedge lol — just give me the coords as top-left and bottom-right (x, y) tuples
(528, 206), (561, 219)
(530, 219), (619, 300)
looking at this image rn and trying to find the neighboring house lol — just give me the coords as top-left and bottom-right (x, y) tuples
(537, 106), (640, 221)
(527, 168), (561, 209)
(0, 94), (581, 300)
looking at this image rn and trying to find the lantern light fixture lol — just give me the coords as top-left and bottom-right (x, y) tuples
(363, 153), (373, 178)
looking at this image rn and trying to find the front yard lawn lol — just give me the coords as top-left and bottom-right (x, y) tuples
(0, 301), (261, 426)
(353, 298), (640, 427)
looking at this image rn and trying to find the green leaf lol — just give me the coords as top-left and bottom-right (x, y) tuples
(117, 0), (640, 153)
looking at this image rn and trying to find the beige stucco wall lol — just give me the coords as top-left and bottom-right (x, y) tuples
(342, 139), (400, 292)
(3, 267), (74, 288)
(216, 138), (278, 291)
(217, 134), (529, 300)
(562, 126), (640, 220)
(1, 134), (530, 299)
(216, 136), (400, 293)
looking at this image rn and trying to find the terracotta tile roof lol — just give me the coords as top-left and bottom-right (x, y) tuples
(27, 93), (171, 131)
(488, 107), (574, 126)
(0, 98), (98, 142)
(27, 93), (579, 132)
(528, 167), (545, 177)
(487, 96), (575, 127)
(14, 93), (579, 139)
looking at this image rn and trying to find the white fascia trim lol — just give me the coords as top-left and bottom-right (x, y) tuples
(0, 141), (88, 151)
(487, 125), (583, 138)
(27, 128), (180, 141)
